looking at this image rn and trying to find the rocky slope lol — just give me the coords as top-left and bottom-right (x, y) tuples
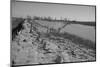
(11, 19), (96, 66)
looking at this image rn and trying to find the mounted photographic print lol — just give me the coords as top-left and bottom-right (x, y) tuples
(11, 0), (96, 67)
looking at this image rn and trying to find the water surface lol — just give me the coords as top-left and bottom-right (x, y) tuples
(61, 24), (95, 42)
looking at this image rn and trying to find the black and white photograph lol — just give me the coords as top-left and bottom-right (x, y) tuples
(11, 0), (96, 67)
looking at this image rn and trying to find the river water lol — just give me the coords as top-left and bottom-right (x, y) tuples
(60, 24), (95, 42)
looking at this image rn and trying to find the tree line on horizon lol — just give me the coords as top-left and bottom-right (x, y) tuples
(12, 15), (96, 27)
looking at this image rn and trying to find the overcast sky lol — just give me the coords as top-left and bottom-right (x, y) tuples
(12, 1), (95, 21)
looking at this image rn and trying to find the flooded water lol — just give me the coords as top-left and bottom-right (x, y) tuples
(34, 20), (95, 42)
(61, 24), (95, 42)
